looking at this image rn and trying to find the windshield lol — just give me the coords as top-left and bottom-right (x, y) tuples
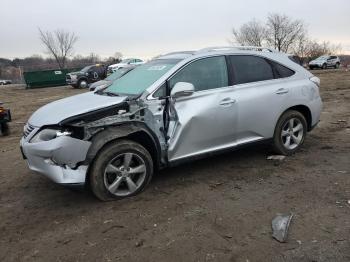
(106, 68), (133, 81)
(315, 56), (328, 60)
(80, 66), (92, 72)
(104, 59), (180, 96)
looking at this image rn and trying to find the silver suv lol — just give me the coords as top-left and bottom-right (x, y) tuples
(309, 55), (341, 70)
(20, 46), (323, 201)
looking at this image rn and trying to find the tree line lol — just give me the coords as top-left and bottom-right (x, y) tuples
(1, 13), (348, 83)
(231, 13), (343, 64)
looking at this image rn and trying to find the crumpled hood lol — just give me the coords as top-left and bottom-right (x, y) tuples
(28, 92), (127, 127)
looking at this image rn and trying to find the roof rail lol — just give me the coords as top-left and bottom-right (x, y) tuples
(161, 51), (195, 56)
(197, 46), (277, 53)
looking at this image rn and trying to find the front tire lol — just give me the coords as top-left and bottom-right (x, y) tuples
(272, 110), (307, 155)
(89, 140), (153, 201)
(78, 79), (88, 88)
(322, 63), (327, 70)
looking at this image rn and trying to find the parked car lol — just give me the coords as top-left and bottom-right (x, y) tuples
(0, 80), (12, 85)
(66, 64), (107, 88)
(20, 46), (322, 201)
(309, 55), (341, 70)
(0, 102), (11, 136)
(108, 58), (144, 72)
(89, 66), (136, 92)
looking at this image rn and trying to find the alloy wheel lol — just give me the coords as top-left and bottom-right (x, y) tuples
(103, 153), (147, 197)
(281, 118), (304, 150)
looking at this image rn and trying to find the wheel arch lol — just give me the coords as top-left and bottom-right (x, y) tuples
(78, 77), (88, 83)
(281, 105), (312, 131)
(85, 123), (162, 173)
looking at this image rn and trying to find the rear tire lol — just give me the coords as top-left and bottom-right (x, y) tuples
(335, 63), (340, 69)
(272, 110), (307, 155)
(89, 140), (153, 201)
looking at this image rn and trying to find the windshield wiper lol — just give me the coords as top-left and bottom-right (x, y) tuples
(95, 90), (119, 97)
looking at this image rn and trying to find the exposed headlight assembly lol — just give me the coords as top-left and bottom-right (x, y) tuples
(30, 128), (72, 143)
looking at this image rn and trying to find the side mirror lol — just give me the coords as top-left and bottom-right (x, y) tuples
(170, 82), (194, 99)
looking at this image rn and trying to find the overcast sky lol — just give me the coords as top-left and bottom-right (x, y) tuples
(1, 0), (349, 59)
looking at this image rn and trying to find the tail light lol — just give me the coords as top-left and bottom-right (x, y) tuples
(309, 76), (320, 87)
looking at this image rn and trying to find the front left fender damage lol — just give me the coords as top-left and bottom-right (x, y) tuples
(62, 99), (167, 168)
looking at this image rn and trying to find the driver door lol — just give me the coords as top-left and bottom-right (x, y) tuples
(166, 56), (238, 162)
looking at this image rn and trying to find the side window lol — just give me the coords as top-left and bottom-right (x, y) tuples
(270, 61), (295, 78)
(153, 83), (167, 98)
(229, 55), (274, 85)
(169, 56), (228, 92)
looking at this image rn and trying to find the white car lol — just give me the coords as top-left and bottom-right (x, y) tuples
(309, 55), (341, 70)
(21, 46), (322, 201)
(108, 58), (144, 72)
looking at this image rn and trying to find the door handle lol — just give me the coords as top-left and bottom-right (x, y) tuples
(219, 98), (236, 106)
(275, 88), (289, 95)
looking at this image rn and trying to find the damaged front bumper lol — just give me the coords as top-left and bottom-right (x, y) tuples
(20, 132), (91, 185)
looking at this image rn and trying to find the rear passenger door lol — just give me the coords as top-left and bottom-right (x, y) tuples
(227, 55), (294, 143)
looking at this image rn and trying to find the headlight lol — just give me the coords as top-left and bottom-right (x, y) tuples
(30, 128), (71, 143)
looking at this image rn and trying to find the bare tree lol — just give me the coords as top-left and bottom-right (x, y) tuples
(114, 52), (123, 61)
(38, 28), (78, 69)
(265, 13), (307, 53)
(232, 20), (266, 46)
(291, 34), (311, 64)
(305, 41), (342, 59)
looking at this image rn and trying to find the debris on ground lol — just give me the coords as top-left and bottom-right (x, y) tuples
(209, 182), (224, 189)
(135, 239), (144, 247)
(267, 155), (286, 161)
(272, 213), (293, 243)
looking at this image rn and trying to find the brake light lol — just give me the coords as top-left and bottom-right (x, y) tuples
(310, 76), (320, 87)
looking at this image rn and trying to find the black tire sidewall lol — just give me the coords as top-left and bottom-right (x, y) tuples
(89, 140), (153, 201)
(78, 80), (88, 88)
(273, 110), (307, 155)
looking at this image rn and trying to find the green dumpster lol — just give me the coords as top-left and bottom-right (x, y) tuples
(23, 68), (80, 88)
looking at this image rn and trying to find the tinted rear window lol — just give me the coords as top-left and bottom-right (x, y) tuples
(272, 62), (295, 78)
(229, 55), (274, 85)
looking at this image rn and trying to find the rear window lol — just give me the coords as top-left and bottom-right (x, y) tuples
(229, 55), (274, 85)
(271, 61), (295, 78)
(288, 55), (302, 65)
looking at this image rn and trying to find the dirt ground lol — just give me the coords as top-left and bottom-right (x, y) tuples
(0, 70), (349, 262)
